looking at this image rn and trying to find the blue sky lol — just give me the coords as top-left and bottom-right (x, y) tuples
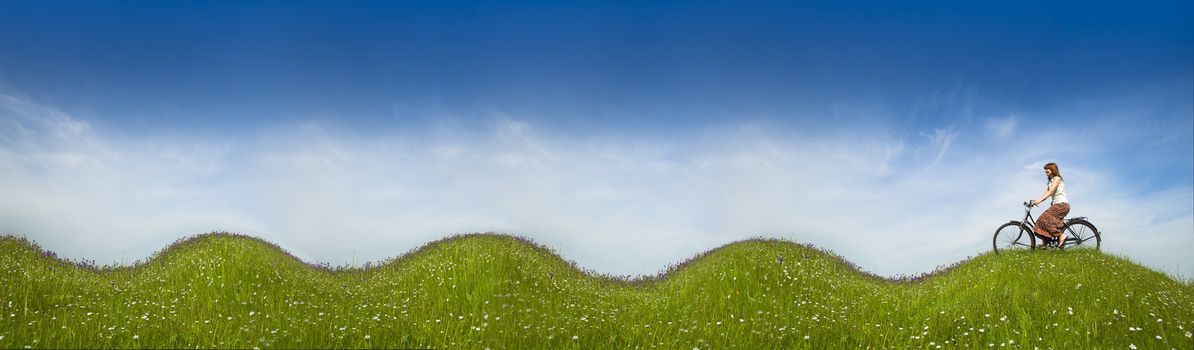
(1, 1), (1192, 279)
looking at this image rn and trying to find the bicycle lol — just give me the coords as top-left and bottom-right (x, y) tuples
(992, 201), (1101, 253)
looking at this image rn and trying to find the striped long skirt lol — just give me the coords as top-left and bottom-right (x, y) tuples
(1035, 202), (1070, 237)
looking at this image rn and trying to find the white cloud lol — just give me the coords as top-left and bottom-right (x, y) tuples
(1, 94), (1191, 281)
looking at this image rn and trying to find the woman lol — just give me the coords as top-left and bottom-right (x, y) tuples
(1030, 162), (1070, 248)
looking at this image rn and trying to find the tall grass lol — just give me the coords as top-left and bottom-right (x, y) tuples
(1, 232), (1191, 349)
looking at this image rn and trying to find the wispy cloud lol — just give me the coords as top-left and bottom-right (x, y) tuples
(1, 94), (1190, 280)
(913, 126), (957, 178)
(984, 116), (1018, 139)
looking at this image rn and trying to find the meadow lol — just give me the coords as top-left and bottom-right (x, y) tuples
(1, 232), (1191, 349)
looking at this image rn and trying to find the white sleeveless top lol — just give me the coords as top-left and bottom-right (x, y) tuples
(1050, 176), (1069, 205)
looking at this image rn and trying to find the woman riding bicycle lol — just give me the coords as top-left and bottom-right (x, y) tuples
(1030, 162), (1070, 248)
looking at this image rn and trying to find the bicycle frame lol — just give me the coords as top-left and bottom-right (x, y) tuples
(1023, 206), (1048, 240)
(1012, 204), (1088, 243)
(1005, 204), (1047, 240)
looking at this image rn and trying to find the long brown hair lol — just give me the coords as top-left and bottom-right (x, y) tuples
(1044, 162), (1063, 182)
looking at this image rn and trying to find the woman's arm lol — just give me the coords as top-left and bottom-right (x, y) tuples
(1032, 178), (1060, 206)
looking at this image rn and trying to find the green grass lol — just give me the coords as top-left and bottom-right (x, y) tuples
(1, 232), (1191, 349)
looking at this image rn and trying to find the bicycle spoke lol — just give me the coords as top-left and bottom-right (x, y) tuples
(1061, 221), (1099, 250)
(993, 222), (1034, 253)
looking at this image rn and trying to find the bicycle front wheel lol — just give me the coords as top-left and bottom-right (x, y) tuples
(993, 222), (1035, 254)
(1062, 220), (1101, 251)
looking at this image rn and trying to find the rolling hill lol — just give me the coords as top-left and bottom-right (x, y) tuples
(1, 232), (1191, 349)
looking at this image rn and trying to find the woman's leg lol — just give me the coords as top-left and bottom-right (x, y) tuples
(1035, 205), (1064, 241)
(1032, 223), (1050, 241)
(1054, 203), (1071, 247)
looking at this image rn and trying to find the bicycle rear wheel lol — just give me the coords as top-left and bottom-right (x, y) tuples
(993, 222), (1035, 254)
(1062, 220), (1100, 251)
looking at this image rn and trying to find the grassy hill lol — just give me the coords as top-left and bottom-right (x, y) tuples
(1, 232), (1191, 349)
